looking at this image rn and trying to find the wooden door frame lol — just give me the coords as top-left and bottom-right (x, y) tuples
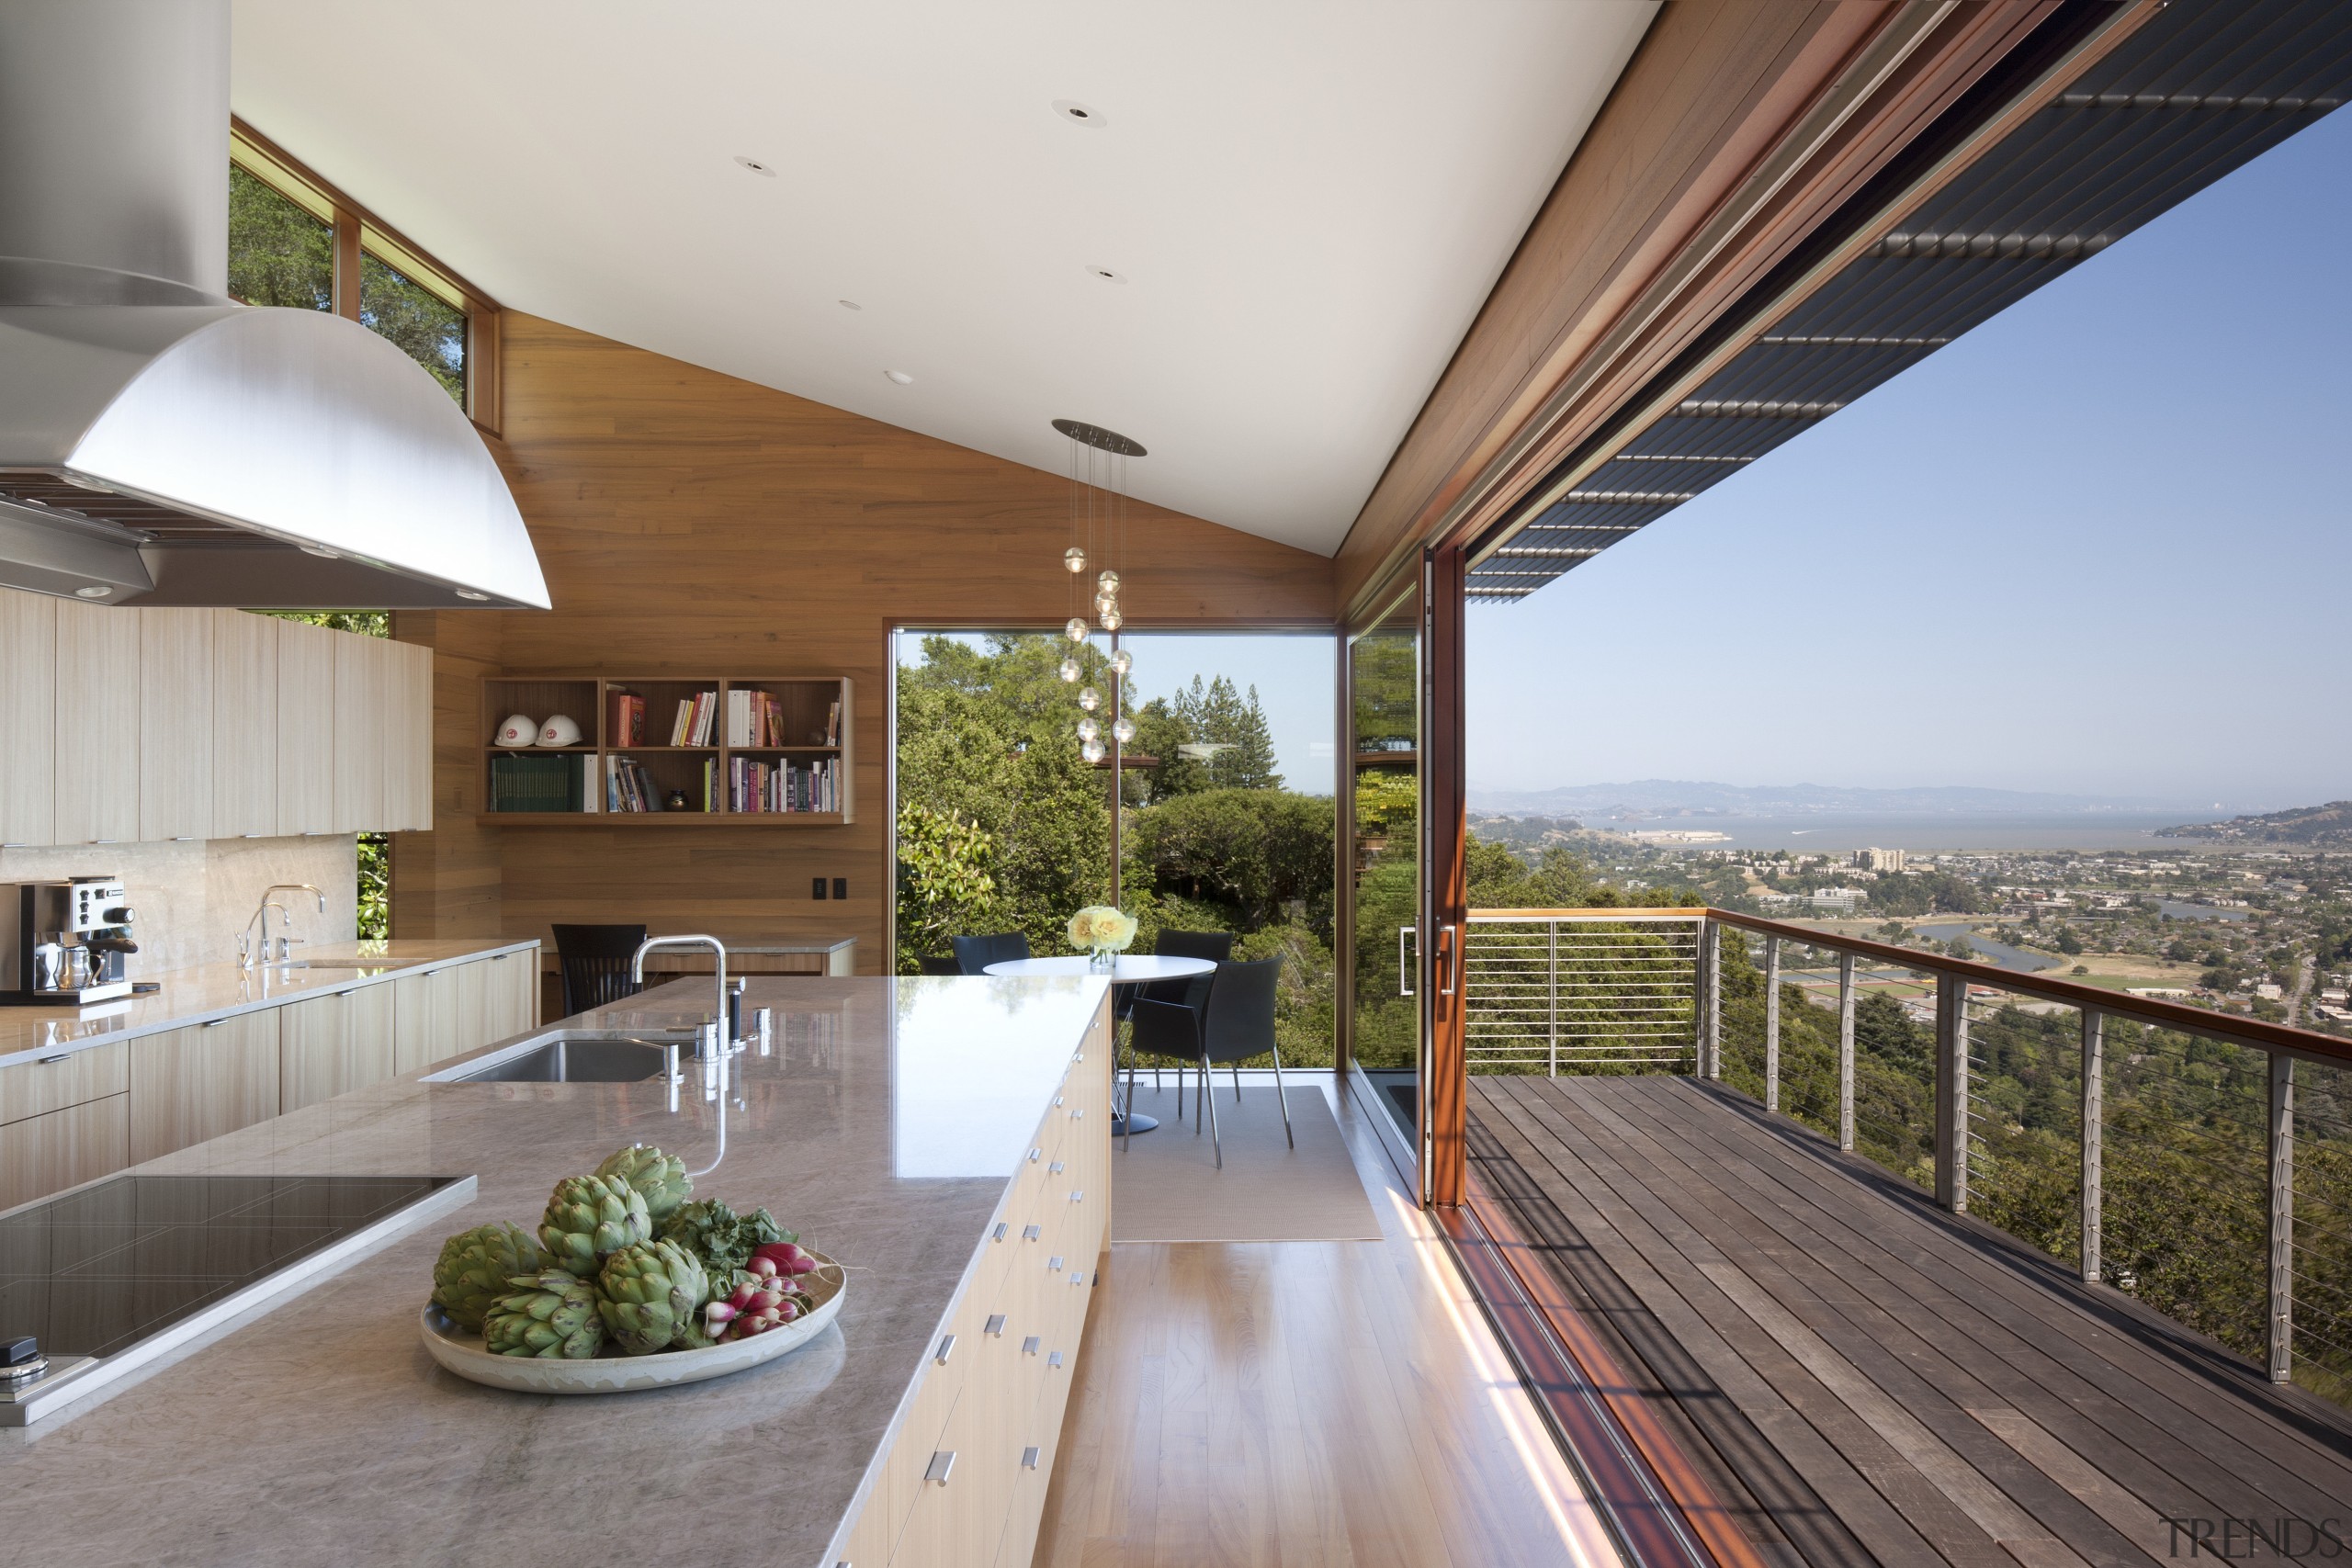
(1422, 545), (1469, 1207)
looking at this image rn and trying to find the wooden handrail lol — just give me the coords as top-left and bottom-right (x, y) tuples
(1463, 906), (2352, 1069)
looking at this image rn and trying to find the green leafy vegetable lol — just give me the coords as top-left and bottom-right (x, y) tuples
(655, 1198), (792, 1277)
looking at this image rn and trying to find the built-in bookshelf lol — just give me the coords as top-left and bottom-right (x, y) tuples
(481, 674), (853, 824)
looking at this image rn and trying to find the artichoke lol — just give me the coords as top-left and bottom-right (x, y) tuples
(538, 1173), (652, 1271)
(485, 1269), (605, 1359)
(594, 1144), (691, 1221)
(431, 1222), (548, 1331)
(597, 1238), (710, 1355)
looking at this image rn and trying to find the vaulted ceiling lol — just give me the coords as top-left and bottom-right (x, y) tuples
(230, 1), (1656, 555)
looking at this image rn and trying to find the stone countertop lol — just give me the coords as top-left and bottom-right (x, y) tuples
(0, 939), (539, 1069)
(0, 973), (1110, 1568)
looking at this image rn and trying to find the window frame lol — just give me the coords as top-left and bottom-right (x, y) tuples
(231, 118), (503, 434)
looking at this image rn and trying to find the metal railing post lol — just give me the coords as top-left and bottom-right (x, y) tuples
(1763, 936), (1781, 1111)
(1838, 953), (1856, 1153)
(1935, 973), (1969, 1213)
(1547, 919), (1559, 1079)
(2269, 1053), (2294, 1384)
(2080, 1008), (2103, 1286)
(1704, 919), (1721, 1080)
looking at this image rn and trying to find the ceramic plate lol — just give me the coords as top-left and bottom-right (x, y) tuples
(420, 1254), (845, 1394)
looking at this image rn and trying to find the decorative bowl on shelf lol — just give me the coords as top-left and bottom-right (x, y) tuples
(421, 1251), (845, 1395)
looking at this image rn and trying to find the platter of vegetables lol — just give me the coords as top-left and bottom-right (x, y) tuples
(418, 1143), (845, 1394)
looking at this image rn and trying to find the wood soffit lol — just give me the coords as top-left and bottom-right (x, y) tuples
(1334, 0), (2148, 625)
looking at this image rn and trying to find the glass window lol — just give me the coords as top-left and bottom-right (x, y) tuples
(227, 164), (333, 310)
(360, 251), (466, 403)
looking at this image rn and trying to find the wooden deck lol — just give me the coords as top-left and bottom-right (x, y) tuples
(1467, 1074), (2352, 1568)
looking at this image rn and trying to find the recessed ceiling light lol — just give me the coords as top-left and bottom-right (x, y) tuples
(300, 544), (341, 559)
(74, 584), (112, 599)
(884, 369), (914, 386)
(733, 155), (777, 176)
(838, 299), (863, 311)
(1085, 265), (1125, 285)
(1052, 100), (1104, 128)
(455, 589), (490, 602)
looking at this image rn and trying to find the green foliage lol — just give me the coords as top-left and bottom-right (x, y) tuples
(894, 801), (1001, 965)
(1128, 675), (1282, 802)
(1124, 789), (1331, 932)
(360, 253), (466, 403)
(1859, 870), (1986, 917)
(228, 164), (332, 310)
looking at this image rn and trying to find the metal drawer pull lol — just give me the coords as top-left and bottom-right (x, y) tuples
(36, 1054), (71, 1065)
(1069, 1272), (1085, 1287)
(200, 1019), (226, 1029)
(924, 1450), (956, 1487)
(1049, 1256), (1064, 1271)
(1070, 1107), (1083, 1120)
(992, 1223), (1008, 1243)
(1027, 1147), (1041, 1163)
(985, 1314), (1007, 1337)
(1047, 1350), (1064, 1369)
(1069, 1190), (1084, 1203)
(1049, 1160), (1065, 1174)
(1023, 1224), (1042, 1242)
(1054, 1095), (1064, 1107)
(1023, 1445), (1041, 1471)
(933, 1334), (956, 1366)
(1023, 1336), (1040, 1355)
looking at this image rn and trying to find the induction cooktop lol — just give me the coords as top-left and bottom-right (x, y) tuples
(1, 1172), (475, 1426)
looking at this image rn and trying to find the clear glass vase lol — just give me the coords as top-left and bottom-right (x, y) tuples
(1088, 948), (1117, 974)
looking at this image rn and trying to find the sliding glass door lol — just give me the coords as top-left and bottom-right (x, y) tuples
(1347, 592), (1422, 1156)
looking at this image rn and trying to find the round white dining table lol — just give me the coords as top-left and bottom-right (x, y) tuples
(983, 954), (1217, 1133)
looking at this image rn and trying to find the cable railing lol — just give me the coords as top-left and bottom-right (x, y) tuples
(1449, 905), (2352, 1409)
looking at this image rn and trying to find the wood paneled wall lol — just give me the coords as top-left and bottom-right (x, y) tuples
(393, 313), (1335, 972)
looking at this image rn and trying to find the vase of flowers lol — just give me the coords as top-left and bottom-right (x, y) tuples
(1067, 906), (1138, 973)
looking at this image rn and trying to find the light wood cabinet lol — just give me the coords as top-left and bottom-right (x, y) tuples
(279, 983), (397, 1113)
(0, 590), (55, 847)
(129, 1011), (281, 1164)
(210, 609), (278, 838)
(52, 597), (141, 844)
(333, 630), (390, 832)
(389, 637), (434, 830)
(485, 951), (537, 1040)
(275, 617), (338, 836)
(392, 965), (457, 1076)
(0, 1095), (130, 1212)
(0, 1041), (129, 1125)
(138, 607), (215, 842)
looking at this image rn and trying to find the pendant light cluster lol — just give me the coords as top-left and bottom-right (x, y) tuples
(1052, 418), (1146, 764)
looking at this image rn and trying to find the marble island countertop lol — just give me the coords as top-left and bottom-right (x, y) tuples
(0, 973), (1111, 1568)
(0, 939), (540, 1069)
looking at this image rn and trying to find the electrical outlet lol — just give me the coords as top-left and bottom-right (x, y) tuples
(831, 877), (849, 900)
(810, 877), (827, 900)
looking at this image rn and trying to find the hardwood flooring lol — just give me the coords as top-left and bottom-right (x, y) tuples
(1033, 1075), (1619, 1568)
(1467, 1074), (2352, 1568)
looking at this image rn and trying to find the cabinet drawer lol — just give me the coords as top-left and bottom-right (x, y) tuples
(0, 1042), (128, 1125)
(129, 1012), (281, 1164)
(0, 1094), (129, 1212)
(878, 1287), (985, 1556)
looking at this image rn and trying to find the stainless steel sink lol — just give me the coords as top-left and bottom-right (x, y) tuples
(423, 1032), (685, 1085)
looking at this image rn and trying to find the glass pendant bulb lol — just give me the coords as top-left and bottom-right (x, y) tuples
(1064, 616), (1088, 643)
(1110, 649), (1132, 677)
(1078, 685), (1102, 712)
(1058, 657), (1080, 682)
(1064, 547), (1087, 573)
(1098, 606), (1123, 631)
(1077, 716), (1100, 742)
(1097, 569), (1120, 592)
(1080, 738), (1106, 763)
(1113, 715), (1136, 744)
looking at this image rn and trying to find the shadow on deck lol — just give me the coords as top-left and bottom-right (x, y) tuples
(1467, 1074), (2352, 1567)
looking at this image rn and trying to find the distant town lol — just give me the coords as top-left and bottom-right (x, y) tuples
(1470, 808), (2352, 1035)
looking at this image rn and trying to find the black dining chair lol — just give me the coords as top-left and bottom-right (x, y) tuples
(915, 954), (962, 976)
(1122, 930), (1234, 1085)
(1125, 956), (1289, 1167)
(551, 924), (648, 1015)
(949, 931), (1031, 976)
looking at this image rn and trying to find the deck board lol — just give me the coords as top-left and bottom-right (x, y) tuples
(1467, 1075), (2352, 1567)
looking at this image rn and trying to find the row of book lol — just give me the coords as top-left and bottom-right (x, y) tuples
(669, 691), (721, 747)
(596, 689), (845, 750)
(492, 752), (599, 812)
(728, 756), (839, 814)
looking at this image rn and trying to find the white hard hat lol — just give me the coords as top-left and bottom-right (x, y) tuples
(538, 714), (582, 747)
(496, 713), (537, 747)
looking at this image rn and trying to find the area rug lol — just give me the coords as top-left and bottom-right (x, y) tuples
(1109, 1082), (1383, 1243)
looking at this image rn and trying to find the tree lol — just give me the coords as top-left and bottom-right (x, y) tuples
(1169, 675), (1282, 792)
(2054, 926), (2085, 955)
(895, 801), (1001, 964)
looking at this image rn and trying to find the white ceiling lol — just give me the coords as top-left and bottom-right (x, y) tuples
(231, 2), (1653, 555)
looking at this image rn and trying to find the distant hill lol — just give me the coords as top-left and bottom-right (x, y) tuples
(2157, 800), (2352, 845)
(1470, 779), (2209, 819)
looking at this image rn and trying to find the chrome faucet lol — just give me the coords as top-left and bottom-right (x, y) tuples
(631, 934), (730, 1055)
(239, 884), (327, 969)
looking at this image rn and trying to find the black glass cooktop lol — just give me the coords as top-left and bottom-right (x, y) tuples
(0, 1174), (458, 1359)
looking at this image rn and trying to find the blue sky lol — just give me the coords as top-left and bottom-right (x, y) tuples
(1467, 107), (2352, 811)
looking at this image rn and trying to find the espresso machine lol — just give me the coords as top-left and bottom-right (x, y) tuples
(1, 878), (139, 1006)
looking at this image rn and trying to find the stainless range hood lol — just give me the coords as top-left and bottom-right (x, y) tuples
(0, 0), (548, 611)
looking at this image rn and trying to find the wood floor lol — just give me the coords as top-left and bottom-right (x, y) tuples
(1033, 1075), (1619, 1568)
(1468, 1074), (2352, 1568)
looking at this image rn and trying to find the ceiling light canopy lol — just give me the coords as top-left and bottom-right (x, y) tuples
(884, 368), (914, 385)
(1052, 99), (1103, 127)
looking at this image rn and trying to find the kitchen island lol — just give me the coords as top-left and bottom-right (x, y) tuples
(0, 973), (1114, 1568)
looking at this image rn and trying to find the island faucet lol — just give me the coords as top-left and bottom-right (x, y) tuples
(239, 884), (327, 969)
(631, 934), (730, 1055)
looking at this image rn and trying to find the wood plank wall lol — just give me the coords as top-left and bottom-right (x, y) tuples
(392, 313), (1335, 972)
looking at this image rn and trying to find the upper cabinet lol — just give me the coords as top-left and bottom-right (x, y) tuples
(0, 590), (433, 848)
